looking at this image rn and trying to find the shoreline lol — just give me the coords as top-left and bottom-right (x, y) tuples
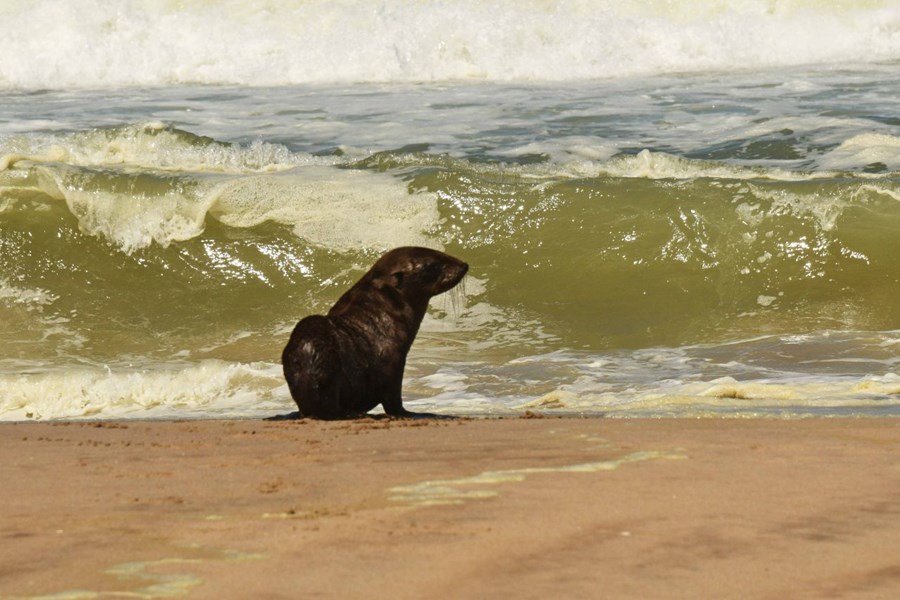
(5, 408), (900, 424)
(3, 417), (900, 598)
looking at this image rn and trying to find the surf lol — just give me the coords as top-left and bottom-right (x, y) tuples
(2, 0), (899, 89)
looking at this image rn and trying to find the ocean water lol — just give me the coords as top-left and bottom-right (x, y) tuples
(2, 0), (900, 420)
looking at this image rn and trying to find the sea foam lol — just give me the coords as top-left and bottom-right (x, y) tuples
(4, 124), (443, 253)
(0, 360), (290, 421)
(2, 0), (899, 89)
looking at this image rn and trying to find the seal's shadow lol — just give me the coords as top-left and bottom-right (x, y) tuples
(264, 411), (458, 422)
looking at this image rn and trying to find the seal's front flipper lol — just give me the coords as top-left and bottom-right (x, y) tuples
(265, 411), (303, 421)
(385, 408), (458, 420)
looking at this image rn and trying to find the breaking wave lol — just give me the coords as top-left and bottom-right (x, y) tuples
(2, 0), (899, 89)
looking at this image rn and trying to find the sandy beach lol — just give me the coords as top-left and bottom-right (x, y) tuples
(2, 416), (899, 599)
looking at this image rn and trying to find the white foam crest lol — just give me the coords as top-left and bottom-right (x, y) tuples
(2, 0), (899, 89)
(2, 123), (311, 174)
(819, 133), (900, 171)
(451, 146), (883, 183)
(208, 167), (442, 252)
(608, 150), (770, 180)
(499, 138), (622, 165)
(565, 149), (830, 181)
(856, 184), (900, 203)
(0, 360), (291, 421)
(27, 162), (440, 253)
(28, 162), (212, 254)
(414, 146), (845, 184)
(524, 147), (900, 185)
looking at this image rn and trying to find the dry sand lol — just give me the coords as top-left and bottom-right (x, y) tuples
(2, 416), (899, 599)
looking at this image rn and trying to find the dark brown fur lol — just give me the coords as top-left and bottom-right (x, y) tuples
(282, 247), (468, 419)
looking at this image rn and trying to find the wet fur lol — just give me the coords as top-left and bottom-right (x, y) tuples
(282, 247), (468, 419)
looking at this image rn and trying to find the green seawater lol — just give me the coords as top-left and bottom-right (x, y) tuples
(2, 75), (899, 419)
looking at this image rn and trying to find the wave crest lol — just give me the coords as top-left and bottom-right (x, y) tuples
(2, 0), (899, 88)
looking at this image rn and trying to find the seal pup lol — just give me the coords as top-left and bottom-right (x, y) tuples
(282, 246), (468, 419)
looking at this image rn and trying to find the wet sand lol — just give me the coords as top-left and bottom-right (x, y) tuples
(2, 417), (899, 599)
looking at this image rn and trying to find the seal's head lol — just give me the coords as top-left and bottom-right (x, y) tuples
(371, 247), (468, 304)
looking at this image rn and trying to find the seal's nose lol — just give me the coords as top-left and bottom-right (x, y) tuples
(456, 262), (469, 281)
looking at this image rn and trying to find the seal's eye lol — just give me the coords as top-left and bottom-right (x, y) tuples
(393, 272), (405, 289)
(423, 262), (442, 279)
